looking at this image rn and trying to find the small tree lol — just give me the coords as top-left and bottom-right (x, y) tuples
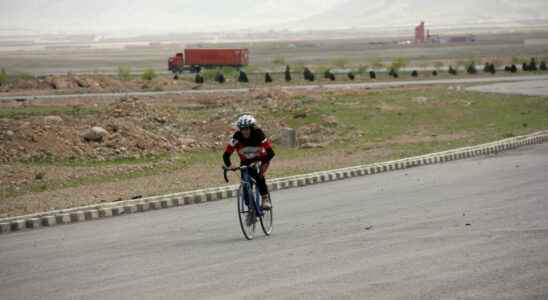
(215, 72), (225, 84)
(195, 73), (204, 84)
(323, 69), (332, 79)
(484, 63), (496, 74)
(348, 72), (355, 80)
(465, 62), (477, 74)
(141, 69), (157, 81)
(510, 64), (518, 73)
(411, 70), (419, 77)
(238, 70), (249, 83)
(265, 72), (273, 83)
(285, 65), (292, 82)
(528, 57), (538, 71)
(0, 68), (7, 85)
(303, 67), (315, 81)
(118, 65), (132, 81)
(540, 61), (547, 71)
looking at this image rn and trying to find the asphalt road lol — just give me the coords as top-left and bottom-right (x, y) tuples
(2, 74), (548, 102)
(1, 144), (547, 299)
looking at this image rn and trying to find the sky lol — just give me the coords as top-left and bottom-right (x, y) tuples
(0, 0), (343, 34)
(1, 0), (546, 36)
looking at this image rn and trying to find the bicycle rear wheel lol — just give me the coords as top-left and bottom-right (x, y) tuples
(237, 185), (256, 240)
(259, 193), (273, 236)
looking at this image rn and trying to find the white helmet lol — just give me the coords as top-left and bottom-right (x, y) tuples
(236, 114), (257, 129)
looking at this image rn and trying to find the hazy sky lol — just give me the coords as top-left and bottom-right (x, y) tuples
(0, 0), (343, 34)
(1, 0), (547, 35)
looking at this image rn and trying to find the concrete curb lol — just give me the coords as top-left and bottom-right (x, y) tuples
(1, 131), (546, 235)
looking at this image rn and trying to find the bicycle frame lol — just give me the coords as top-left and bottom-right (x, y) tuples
(224, 164), (265, 217)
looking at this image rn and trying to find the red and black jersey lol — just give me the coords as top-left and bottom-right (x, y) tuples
(223, 128), (275, 167)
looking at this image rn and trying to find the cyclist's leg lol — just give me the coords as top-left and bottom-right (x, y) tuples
(249, 167), (269, 195)
(249, 167), (271, 209)
(240, 169), (251, 207)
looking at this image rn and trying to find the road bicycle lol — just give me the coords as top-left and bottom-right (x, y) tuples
(223, 163), (273, 240)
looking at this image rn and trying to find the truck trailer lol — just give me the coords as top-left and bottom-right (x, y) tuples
(168, 48), (249, 74)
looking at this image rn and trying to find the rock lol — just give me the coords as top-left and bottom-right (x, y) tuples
(322, 115), (338, 127)
(6, 130), (14, 137)
(179, 138), (197, 147)
(154, 116), (167, 124)
(49, 77), (76, 90)
(34, 171), (46, 180)
(299, 135), (312, 144)
(293, 112), (307, 119)
(81, 127), (108, 142)
(300, 142), (324, 149)
(301, 124), (322, 135)
(413, 96), (429, 104)
(280, 128), (297, 148)
(44, 115), (63, 123)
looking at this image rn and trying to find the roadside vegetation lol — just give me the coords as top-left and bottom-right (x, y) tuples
(1, 86), (547, 217)
(117, 65), (132, 81)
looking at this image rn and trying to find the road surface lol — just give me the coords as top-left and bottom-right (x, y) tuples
(2, 74), (548, 102)
(1, 144), (547, 299)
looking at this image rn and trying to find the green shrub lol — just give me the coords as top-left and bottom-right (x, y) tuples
(390, 57), (409, 72)
(141, 69), (157, 81)
(118, 65), (132, 81)
(0, 68), (7, 85)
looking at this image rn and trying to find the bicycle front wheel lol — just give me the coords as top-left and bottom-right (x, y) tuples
(260, 192), (273, 236)
(237, 185), (256, 240)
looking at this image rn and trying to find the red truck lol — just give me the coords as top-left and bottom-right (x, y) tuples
(168, 48), (249, 74)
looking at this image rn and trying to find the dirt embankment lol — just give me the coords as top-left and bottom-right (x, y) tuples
(0, 88), (344, 216)
(0, 74), (195, 95)
(0, 98), (191, 163)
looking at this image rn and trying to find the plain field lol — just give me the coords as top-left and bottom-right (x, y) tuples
(1, 31), (548, 75)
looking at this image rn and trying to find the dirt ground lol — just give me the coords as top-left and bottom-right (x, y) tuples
(0, 74), (196, 96)
(1, 85), (547, 217)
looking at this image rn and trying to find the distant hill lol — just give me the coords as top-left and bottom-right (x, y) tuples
(290, 0), (548, 30)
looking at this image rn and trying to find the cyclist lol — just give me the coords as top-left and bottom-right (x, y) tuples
(223, 114), (275, 210)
